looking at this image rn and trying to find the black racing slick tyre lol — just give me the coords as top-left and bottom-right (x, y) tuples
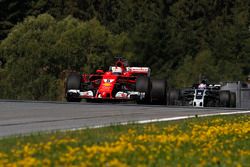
(136, 76), (150, 104)
(168, 89), (180, 105)
(66, 73), (81, 90)
(230, 92), (236, 108)
(219, 90), (230, 107)
(66, 73), (81, 102)
(150, 79), (166, 104)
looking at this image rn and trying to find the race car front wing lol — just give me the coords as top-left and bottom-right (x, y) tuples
(66, 89), (145, 100)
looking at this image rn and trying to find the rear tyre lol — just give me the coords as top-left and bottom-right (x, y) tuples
(168, 89), (180, 105)
(219, 91), (231, 107)
(66, 73), (81, 102)
(150, 79), (166, 104)
(230, 92), (236, 108)
(136, 76), (150, 104)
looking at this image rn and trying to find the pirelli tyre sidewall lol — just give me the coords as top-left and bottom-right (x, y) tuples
(66, 72), (81, 102)
(150, 79), (166, 104)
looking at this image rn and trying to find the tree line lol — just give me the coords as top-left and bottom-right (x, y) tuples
(0, 0), (249, 100)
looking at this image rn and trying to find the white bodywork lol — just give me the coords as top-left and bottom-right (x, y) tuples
(193, 89), (206, 107)
(68, 89), (94, 97)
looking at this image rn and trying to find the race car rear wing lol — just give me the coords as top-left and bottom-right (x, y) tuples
(108, 66), (151, 77)
(126, 67), (151, 77)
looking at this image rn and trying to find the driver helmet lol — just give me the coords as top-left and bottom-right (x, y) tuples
(198, 80), (207, 89)
(112, 67), (122, 75)
(198, 83), (206, 89)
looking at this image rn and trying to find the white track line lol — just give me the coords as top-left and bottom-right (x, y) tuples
(66, 110), (250, 132)
(137, 110), (250, 124)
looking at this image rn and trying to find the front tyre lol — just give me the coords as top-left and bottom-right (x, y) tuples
(66, 96), (81, 102)
(66, 73), (81, 102)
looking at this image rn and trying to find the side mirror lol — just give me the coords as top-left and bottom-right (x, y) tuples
(96, 69), (104, 74)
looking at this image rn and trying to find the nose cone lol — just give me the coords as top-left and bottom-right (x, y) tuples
(97, 74), (117, 99)
(101, 92), (107, 98)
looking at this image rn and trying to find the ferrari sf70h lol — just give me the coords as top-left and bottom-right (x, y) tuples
(65, 59), (166, 104)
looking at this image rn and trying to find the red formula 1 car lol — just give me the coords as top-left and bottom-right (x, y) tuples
(65, 59), (167, 104)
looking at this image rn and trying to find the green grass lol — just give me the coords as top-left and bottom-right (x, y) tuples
(0, 114), (249, 166)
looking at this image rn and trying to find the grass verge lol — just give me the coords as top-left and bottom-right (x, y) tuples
(0, 114), (249, 166)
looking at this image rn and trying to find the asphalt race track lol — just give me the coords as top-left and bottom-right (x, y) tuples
(0, 100), (248, 137)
